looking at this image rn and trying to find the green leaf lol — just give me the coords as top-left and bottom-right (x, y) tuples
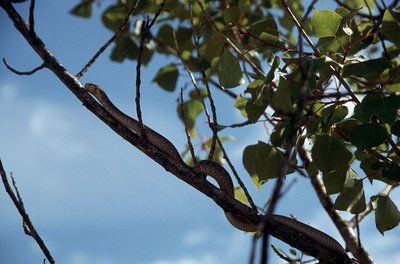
(372, 162), (400, 182)
(234, 186), (249, 203)
(311, 135), (352, 173)
(204, 31), (225, 60)
(110, 36), (138, 62)
(244, 80), (272, 122)
(312, 9), (342, 37)
(152, 64), (179, 92)
(321, 105), (348, 131)
(372, 195), (400, 234)
(234, 96), (248, 118)
(243, 141), (286, 187)
(323, 167), (349, 195)
(334, 175), (366, 213)
(70, 0), (93, 18)
(349, 123), (387, 150)
(391, 120), (400, 136)
(178, 99), (203, 131)
(354, 96), (400, 124)
(342, 58), (391, 78)
(271, 76), (293, 113)
(382, 9), (400, 48)
(218, 49), (244, 88)
(102, 4), (128, 32)
(247, 16), (279, 47)
(222, 6), (240, 26)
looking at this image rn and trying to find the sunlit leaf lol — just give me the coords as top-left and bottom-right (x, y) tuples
(312, 9), (342, 37)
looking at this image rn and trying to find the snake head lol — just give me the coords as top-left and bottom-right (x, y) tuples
(85, 83), (101, 95)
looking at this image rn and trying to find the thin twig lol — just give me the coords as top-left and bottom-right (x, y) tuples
(302, 0), (318, 24)
(216, 137), (258, 211)
(135, 19), (146, 126)
(188, 4), (219, 160)
(180, 88), (197, 163)
(28, 0), (35, 33)
(75, 0), (141, 79)
(0, 160), (56, 264)
(135, 0), (166, 128)
(3, 58), (46, 75)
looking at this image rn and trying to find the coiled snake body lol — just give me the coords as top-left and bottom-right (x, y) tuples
(84, 83), (350, 261)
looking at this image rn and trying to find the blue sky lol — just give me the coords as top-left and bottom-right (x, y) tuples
(1, 1), (400, 264)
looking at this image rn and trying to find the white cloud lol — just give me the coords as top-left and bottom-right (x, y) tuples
(29, 104), (70, 136)
(182, 230), (210, 247)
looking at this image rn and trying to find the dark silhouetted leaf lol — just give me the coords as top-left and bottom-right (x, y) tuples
(372, 195), (400, 234)
(218, 49), (244, 88)
(152, 64), (179, 91)
(311, 135), (352, 173)
(349, 123), (387, 150)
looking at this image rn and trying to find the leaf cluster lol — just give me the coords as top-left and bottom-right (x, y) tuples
(70, 0), (400, 235)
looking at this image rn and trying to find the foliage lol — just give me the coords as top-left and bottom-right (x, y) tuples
(70, 0), (400, 237)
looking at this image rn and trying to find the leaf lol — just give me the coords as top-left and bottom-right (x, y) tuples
(244, 80), (272, 122)
(342, 58), (391, 78)
(243, 141), (286, 187)
(372, 195), (400, 234)
(102, 4), (128, 32)
(391, 120), (400, 136)
(218, 49), (244, 88)
(311, 135), (352, 173)
(234, 96), (248, 118)
(323, 167), (349, 195)
(312, 9), (342, 37)
(110, 36), (138, 62)
(349, 123), (387, 150)
(234, 186), (249, 203)
(382, 9), (400, 48)
(70, 0), (93, 18)
(152, 64), (179, 92)
(354, 95), (400, 124)
(247, 16), (279, 47)
(372, 162), (400, 182)
(178, 99), (203, 130)
(271, 76), (293, 113)
(333, 174), (366, 213)
(222, 6), (240, 26)
(321, 105), (348, 131)
(204, 31), (225, 60)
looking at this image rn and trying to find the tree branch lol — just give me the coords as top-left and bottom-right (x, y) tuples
(298, 146), (374, 264)
(0, 160), (56, 264)
(0, 2), (355, 263)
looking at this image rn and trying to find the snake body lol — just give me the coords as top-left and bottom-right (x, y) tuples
(84, 83), (349, 259)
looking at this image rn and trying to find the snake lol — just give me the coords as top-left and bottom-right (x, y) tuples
(84, 83), (350, 259)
